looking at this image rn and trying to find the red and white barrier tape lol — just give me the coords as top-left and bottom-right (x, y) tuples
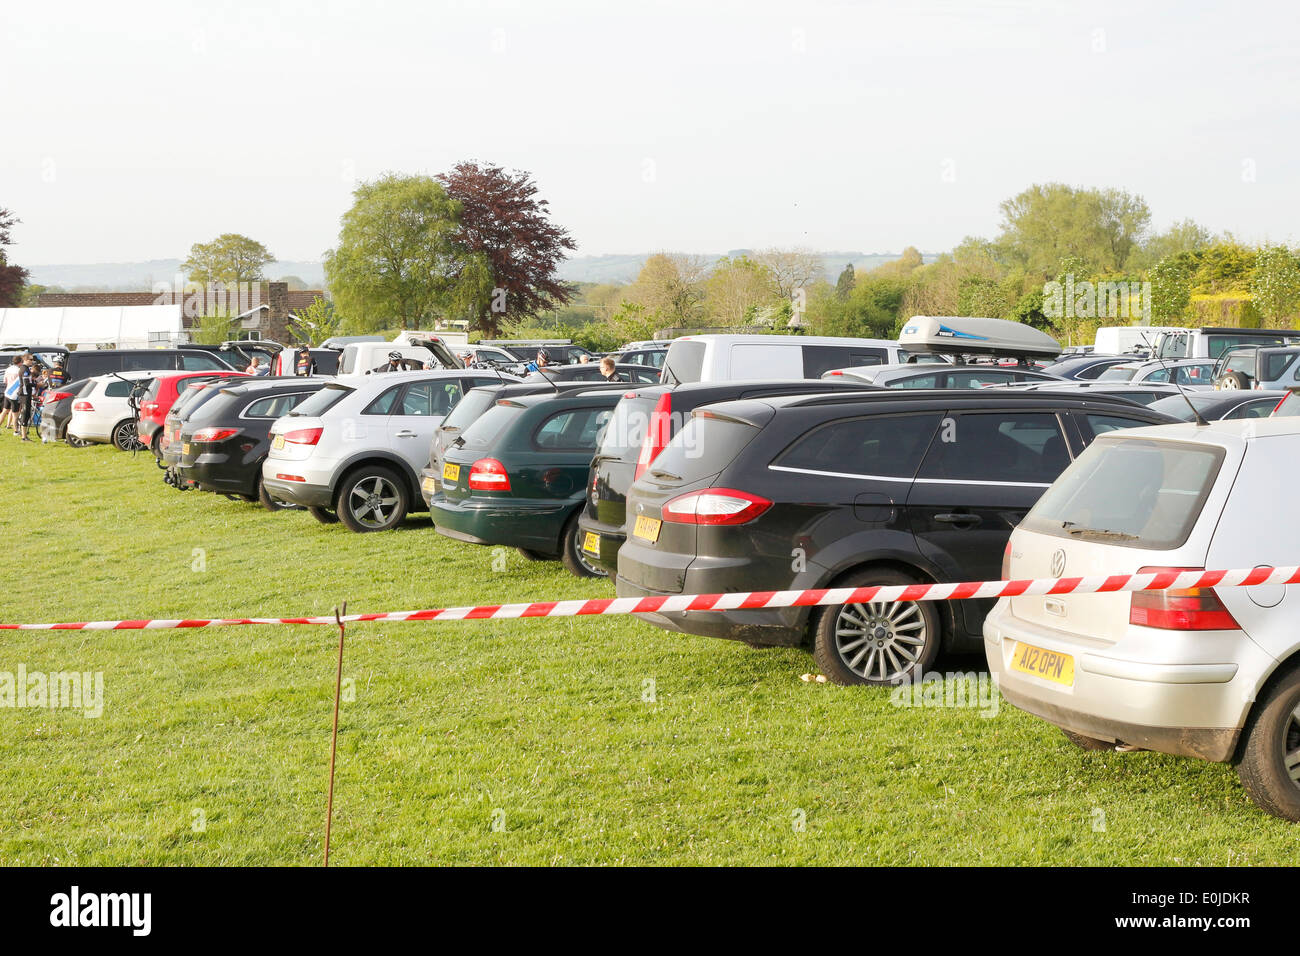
(2, 565), (1297, 631)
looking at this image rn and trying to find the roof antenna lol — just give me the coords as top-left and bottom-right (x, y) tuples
(1141, 328), (1209, 426)
(533, 364), (560, 393)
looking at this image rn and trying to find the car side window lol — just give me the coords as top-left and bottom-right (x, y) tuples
(363, 386), (401, 415)
(181, 353), (223, 370)
(1081, 414), (1155, 441)
(945, 369), (1017, 388)
(1224, 400), (1273, 420)
(397, 381), (460, 416)
(104, 380), (136, 398)
(532, 407), (613, 450)
(774, 413), (941, 479)
(891, 372), (940, 389)
(246, 392), (311, 418)
(918, 412), (1068, 484)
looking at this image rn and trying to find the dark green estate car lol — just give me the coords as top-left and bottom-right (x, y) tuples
(428, 388), (624, 578)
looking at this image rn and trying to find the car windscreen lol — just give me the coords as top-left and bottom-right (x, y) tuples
(456, 401), (525, 450)
(1096, 366), (1138, 381)
(661, 341), (706, 386)
(597, 395), (659, 461)
(288, 383), (353, 417)
(168, 383), (210, 418)
(1271, 391), (1300, 417)
(441, 388), (499, 433)
(1020, 437), (1225, 550)
(143, 379), (163, 401)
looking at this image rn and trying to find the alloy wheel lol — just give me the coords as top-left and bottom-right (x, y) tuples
(833, 601), (927, 682)
(347, 475), (400, 529)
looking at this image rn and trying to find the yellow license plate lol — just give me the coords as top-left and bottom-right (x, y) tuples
(1011, 642), (1075, 686)
(582, 531), (601, 555)
(422, 476), (437, 496)
(272, 434), (285, 450)
(182, 443), (191, 456)
(632, 515), (662, 543)
(442, 462), (460, 483)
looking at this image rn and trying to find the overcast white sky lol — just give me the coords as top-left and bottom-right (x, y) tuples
(3, 0), (1299, 265)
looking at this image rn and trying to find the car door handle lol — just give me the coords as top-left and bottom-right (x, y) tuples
(395, 430), (417, 438)
(934, 513), (982, 527)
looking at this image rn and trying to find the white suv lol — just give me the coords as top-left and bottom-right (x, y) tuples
(261, 369), (513, 531)
(986, 417), (1300, 820)
(67, 370), (170, 449)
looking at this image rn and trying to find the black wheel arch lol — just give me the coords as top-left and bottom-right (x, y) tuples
(331, 452), (426, 513)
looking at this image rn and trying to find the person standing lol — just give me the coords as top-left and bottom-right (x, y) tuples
(14, 357), (37, 440)
(2, 356), (20, 432)
(294, 345), (317, 376)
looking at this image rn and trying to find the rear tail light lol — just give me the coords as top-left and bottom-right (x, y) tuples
(191, 427), (241, 443)
(1001, 540), (1012, 580)
(826, 370), (844, 376)
(468, 458), (511, 491)
(43, 391), (73, 405)
(661, 488), (772, 525)
(73, 400), (94, 412)
(281, 427), (323, 446)
(1129, 566), (1241, 631)
(633, 393), (673, 480)
(140, 401), (159, 417)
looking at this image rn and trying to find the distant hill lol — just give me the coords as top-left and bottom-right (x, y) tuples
(28, 252), (936, 291)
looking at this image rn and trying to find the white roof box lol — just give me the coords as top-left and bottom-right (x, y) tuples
(899, 316), (1060, 360)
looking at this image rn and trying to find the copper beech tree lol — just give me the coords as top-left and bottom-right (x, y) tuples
(0, 207), (28, 308)
(437, 162), (576, 336)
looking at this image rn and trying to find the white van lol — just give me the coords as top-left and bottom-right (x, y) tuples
(1093, 325), (1185, 356)
(660, 335), (907, 384)
(336, 337), (464, 378)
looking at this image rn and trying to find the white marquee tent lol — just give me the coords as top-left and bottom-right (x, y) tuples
(0, 305), (186, 349)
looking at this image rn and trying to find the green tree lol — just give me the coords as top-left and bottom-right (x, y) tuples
(182, 233), (275, 285)
(1149, 256), (1192, 323)
(704, 255), (775, 326)
(997, 183), (1150, 275)
(622, 253), (709, 327)
(324, 174), (462, 331)
(288, 295), (340, 344)
(1250, 245), (1300, 328)
(834, 263), (855, 300)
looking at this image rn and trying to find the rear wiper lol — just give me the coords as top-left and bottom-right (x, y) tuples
(649, 469), (682, 481)
(451, 435), (466, 448)
(1066, 528), (1138, 540)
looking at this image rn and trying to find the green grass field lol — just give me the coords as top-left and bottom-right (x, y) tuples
(0, 438), (1293, 865)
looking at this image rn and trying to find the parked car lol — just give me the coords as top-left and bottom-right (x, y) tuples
(1212, 345), (1300, 391)
(661, 335), (910, 385)
(986, 417), (1300, 821)
(263, 369), (503, 531)
(579, 379), (881, 576)
(176, 378), (330, 510)
(997, 380), (1192, 407)
(614, 390), (1177, 685)
(825, 363), (1061, 389)
(1039, 354), (1135, 381)
(1147, 389), (1291, 422)
(36, 378), (93, 445)
(1096, 357), (1215, 388)
(525, 363), (661, 385)
(67, 371), (168, 449)
(429, 387), (626, 576)
(158, 379), (239, 469)
(1151, 326), (1300, 361)
(32, 347), (232, 381)
(426, 380), (614, 481)
(486, 341), (601, 365)
(136, 371), (250, 455)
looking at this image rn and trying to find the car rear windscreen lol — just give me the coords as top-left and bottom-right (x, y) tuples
(661, 341), (706, 385)
(441, 388), (499, 432)
(288, 383), (352, 418)
(647, 410), (762, 482)
(457, 401), (525, 450)
(597, 395), (660, 461)
(1021, 437), (1226, 550)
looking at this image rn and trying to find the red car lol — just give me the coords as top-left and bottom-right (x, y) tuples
(137, 371), (249, 455)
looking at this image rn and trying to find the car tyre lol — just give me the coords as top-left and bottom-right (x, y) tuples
(561, 513), (608, 578)
(811, 568), (941, 686)
(308, 506), (339, 525)
(1234, 666), (1300, 822)
(338, 466), (408, 533)
(1217, 370), (1251, 390)
(112, 419), (141, 451)
(258, 477), (293, 512)
(1061, 728), (1115, 751)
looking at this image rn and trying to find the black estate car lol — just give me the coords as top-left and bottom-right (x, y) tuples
(37, 377), (93, 445)
(176, 378), (330, 509)
(614, 390), (1178, 686)
(578, 379), (880, 575)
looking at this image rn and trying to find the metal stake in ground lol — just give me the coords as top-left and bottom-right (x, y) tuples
(324, 601), (346, 867)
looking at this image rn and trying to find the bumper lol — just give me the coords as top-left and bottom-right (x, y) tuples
(68, 420), (112, 443)
(614, 576), (808, 647)
(576, 512), (625, 575)
(186, 455), (258, 496)
(261, 474), (334, 509)
(418, 468), (439, 509)
(429, 495), (575, 553)
(138, 419), (163, 446)
(982, 600), (1271, 762)
(39, 418), (62, 443)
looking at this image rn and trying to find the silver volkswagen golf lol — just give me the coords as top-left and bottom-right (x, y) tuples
(986, 417), (1300, 821)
